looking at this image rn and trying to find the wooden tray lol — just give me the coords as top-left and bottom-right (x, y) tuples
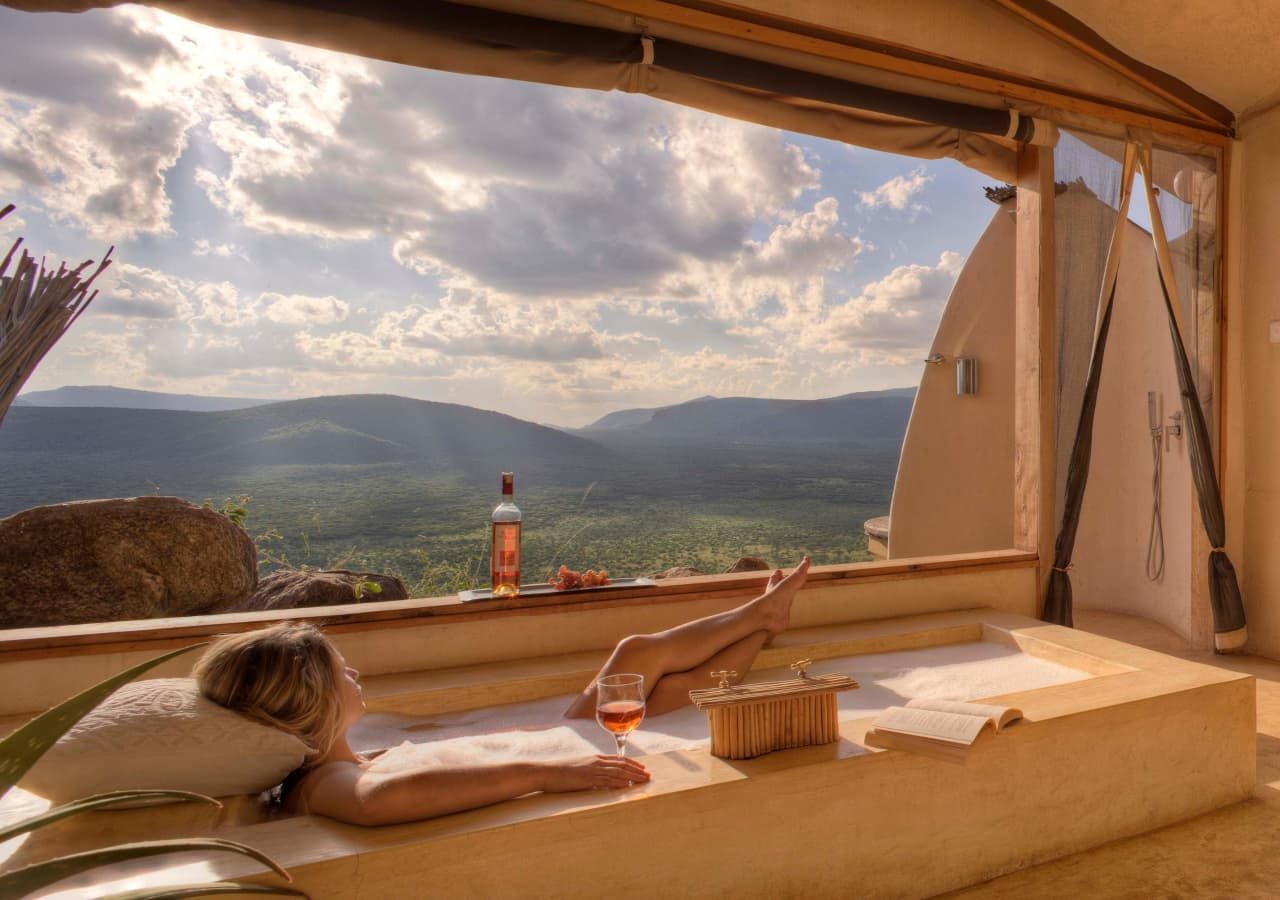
(458, 577), (656, 603)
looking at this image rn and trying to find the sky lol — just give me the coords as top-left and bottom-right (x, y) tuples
(0, 6), (997, 427)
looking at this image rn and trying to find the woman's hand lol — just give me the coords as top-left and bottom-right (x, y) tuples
(540, 755), (651, 793)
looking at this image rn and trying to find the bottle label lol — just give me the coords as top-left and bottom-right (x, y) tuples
(491, 522), (521, 592)
(497, 526), (519, 568)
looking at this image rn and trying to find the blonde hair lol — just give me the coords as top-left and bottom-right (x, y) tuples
(194, 623), (346, 764)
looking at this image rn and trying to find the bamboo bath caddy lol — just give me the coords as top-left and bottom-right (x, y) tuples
(689, 660), (859, 759)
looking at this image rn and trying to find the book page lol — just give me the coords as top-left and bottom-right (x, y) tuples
(905, 698), (1023, 730)
(873, 706), (991, 745)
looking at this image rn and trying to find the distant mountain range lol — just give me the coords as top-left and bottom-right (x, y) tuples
(582, 387), (916, 444)
(3, 387), (917, 462)
(16, 385), (275, 412)
(0, 394), (607, 482)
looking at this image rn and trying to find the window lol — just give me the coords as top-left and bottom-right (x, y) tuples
(0, 5), (997, 627)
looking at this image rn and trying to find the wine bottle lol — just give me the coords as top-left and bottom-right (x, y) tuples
(490, 472), (522, 598)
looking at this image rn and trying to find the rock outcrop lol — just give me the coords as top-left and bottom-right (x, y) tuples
(239, 569), (409, 611)
(652, 566), (706, 579)
(0, 497), (257, 628)
(724, 556), (772, 573)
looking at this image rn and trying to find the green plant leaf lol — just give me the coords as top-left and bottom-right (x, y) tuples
(0, 790), (220, 844)
(0, 643), (204, 796)
(0, 837), (292, 896)
(105, 880), (308, 899)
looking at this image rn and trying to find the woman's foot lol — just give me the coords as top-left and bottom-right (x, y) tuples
(754, 557), (810, 638)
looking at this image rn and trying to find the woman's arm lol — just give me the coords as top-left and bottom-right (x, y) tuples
(303, 755), (650, 826)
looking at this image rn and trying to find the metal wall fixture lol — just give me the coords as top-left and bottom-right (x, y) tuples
(1166, 411), (1183, 450)
(955, 357), (979, 395)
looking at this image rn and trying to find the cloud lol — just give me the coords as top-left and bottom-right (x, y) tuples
(90, 264), (258, 327)
(186, 53), (819, 296)
(193, 239), (242, 258)
(859, 169), (933, 211)
(0, 7), (821, 298)
(370, 286), (605, 363)
(259, 292), (350, 325)
(652, 197), (866, 322)
(194, 281), (246, 327)
(0, 9), (195, 240)
(820, 250), (964, 361)
(94, 263), (195, 320)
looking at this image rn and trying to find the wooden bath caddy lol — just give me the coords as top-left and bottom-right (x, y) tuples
(689, 661), (859, 759)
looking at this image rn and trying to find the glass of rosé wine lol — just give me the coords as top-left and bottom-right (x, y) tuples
(595, 673), (646, 758)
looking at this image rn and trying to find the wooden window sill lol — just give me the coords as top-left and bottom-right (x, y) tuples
(0, 550), (1036, 659)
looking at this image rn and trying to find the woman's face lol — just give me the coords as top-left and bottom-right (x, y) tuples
(334, 652), (366, 725)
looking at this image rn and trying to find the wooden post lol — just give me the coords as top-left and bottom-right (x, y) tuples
(1014, 144), (1057, 609)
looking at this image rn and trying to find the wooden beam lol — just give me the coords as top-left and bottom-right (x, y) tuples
(583, 0), (1230, 145)
(1013, 145), (1057, 605)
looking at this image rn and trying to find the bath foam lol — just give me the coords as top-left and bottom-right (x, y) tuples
(351, 641), (1090, 768)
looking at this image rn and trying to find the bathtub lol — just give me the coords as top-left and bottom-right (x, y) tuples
(16, 608), (1255, 899)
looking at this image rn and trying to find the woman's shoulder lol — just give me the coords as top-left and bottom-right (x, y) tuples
(284, 757), (367, 815)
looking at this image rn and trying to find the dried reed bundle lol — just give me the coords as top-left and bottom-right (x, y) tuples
(0, 204), (112, 426)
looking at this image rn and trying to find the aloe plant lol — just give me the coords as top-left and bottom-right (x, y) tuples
(0, 643), (306, 898)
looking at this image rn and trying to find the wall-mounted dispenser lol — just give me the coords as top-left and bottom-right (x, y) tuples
(956, 357), (978, 395)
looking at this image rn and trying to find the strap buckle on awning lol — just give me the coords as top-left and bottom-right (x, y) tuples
(640, 35), (654, 66)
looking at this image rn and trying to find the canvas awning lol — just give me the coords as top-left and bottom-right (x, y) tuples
(8, 0), (1063, 180)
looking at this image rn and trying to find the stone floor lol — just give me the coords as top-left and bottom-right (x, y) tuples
(945, 610), (1280, 899)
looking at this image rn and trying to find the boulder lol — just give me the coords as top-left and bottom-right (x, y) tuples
(652, 566), (706, 579)
(724, 556), (772, 574)
(0, 497), (257, 628)
(239, 569), (409, 611)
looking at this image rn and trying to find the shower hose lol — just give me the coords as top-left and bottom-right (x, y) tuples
(1146, 428), (1165, 582)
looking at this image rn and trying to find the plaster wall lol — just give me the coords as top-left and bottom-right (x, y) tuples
(1235, 109), (1280, 658)
(888, 201), (1015, 559)
(1071, 223), (1194, 640)
(889, 189), (1198, 641)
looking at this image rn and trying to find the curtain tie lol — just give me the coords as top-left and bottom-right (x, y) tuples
(1051, 564), (1073, 573)
(1210, 546), (1227, 554)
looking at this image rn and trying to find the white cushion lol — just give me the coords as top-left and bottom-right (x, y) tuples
(20, 678), (308, 804)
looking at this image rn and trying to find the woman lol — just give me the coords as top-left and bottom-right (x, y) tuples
(195, 557), (809, 826)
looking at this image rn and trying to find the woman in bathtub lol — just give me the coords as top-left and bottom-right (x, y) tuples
(195, 557), (810, 826)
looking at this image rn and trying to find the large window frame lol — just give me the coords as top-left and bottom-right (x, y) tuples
(0, 1), (1232, 660)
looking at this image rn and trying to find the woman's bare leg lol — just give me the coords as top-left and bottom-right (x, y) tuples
(564, 557), (809, 718)
(644, 630), (770, 716)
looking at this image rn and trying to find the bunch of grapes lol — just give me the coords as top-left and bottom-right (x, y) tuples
(549, 565), (611, 590)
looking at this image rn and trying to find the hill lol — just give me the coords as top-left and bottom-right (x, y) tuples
(584, 387), (916, 444)
(16, 385), (276, 412)
(589, 395), (716, 430)
(0, 394), (614, 512)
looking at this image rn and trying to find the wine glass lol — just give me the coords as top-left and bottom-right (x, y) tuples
(595, 673), (646, 758)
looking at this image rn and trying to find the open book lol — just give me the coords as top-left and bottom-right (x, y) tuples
(864, 698), (1023, 764)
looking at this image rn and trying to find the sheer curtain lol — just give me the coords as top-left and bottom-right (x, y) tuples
(1052, 131), (1124, 530)
(1044, 133), (1241, 650)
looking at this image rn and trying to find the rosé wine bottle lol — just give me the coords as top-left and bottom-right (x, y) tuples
(490, 472), (521, 598)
